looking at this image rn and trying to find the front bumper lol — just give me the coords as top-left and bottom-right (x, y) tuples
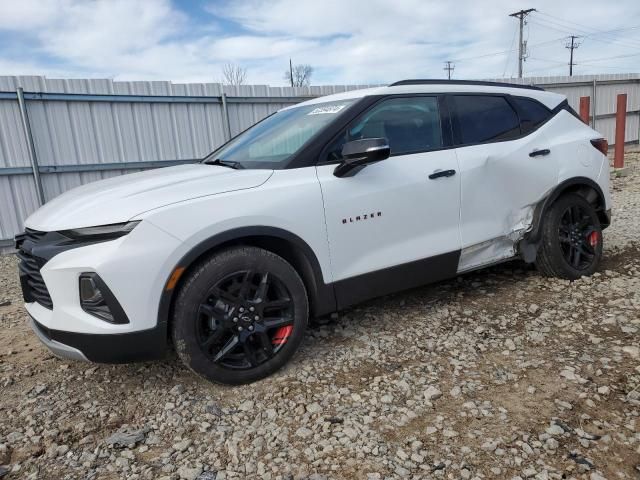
(29, 316), (88, 361)
(16, 220), (182, 363)
(29, 314), (168, 363)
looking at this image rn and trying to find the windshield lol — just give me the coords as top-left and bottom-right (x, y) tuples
(203, 99), (356, 169)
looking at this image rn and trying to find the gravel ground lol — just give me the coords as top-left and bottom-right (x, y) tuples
(1, 154), (639, 480)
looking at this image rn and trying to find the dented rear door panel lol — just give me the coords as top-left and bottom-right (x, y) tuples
(455, 124), (559, 272)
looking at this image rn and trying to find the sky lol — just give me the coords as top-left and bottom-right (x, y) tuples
(0, 0), (639, 86)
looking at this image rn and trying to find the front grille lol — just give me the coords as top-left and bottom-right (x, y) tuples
(16, 229), (54, 309)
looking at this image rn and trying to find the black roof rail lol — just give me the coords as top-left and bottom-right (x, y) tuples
(389, 79), (544, 91)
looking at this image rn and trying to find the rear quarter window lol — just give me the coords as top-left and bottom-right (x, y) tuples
(451, 95), (520, 145)
(512, 96), (552, 133)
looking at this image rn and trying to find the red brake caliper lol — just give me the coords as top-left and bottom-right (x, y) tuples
(588, 231), (600, 247)
(272, 325), (293, 345)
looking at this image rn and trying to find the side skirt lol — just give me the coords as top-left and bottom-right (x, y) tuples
(332, 251), (461, 310)
(457, 237), (520, 274)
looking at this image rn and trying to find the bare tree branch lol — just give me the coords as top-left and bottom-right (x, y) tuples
(222, 63), (247, 86)
(283, 64), (313, 87)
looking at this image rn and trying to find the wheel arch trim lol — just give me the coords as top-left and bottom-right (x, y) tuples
(527, 176), (609, 243)
(157, 226), (337, 336)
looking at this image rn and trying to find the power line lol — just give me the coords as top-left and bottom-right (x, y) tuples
(448, 15), (639, 71)
(509, 8), (536, 78)
(452, 48), (517, 62)
(536, 11), (640, 40)
(565, 35), (581, 76)
(526, 64), (568, 74)
(528, 57), (568, 65)
(581, 35), (640, 50)
(502, 25), (519, 78)
(526, 50), (640, 76)
(451, 36), (568, 63)
(529, 16), (640, 49)
(529, 19), (640, 52)
(443, 61), (455, 79)
(579, 51), (640, 62)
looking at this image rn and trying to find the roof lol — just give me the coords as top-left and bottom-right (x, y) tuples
(287, 80), (566, 110)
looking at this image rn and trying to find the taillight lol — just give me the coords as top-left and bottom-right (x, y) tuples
(590, 138), (608, 155)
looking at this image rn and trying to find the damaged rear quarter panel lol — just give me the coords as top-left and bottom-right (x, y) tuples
(550, 111), (605, 188)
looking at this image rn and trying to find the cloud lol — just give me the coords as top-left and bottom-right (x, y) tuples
(0, 0), (71, 30)
(0, 0), (638, 85)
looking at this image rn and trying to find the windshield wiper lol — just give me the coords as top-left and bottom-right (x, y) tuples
(203, 158), (244, 169)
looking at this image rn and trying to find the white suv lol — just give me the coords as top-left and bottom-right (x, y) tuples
(16, 80), (611, 384)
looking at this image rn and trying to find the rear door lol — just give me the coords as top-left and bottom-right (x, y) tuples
(450, 94), (558, 272)
(315, 95), (462, 308)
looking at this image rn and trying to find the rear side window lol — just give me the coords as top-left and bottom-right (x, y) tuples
(512, 96), (552, 133)
(451, 95), (520, 145)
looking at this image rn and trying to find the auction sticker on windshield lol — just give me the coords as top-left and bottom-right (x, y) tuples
(307, 105), (347, 115)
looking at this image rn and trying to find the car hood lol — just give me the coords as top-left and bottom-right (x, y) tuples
(25, 164), (273, 231)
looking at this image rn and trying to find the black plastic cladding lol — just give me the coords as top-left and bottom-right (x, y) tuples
(526, 177), (610, 243)
(156, 226), (337, 336)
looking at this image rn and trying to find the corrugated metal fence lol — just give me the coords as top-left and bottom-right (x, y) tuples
(1, 73), (639, 247)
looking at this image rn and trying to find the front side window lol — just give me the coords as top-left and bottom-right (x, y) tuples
(204, 99), (356, 169)
(451, 95), (520, 145)
(325, 96), (443, 161)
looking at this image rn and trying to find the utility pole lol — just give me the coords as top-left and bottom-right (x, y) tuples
(509, 8), (536, 78)
(289, 58), (294, 87)
(565, 35), (581, 76)
(443, 61), (455, 80)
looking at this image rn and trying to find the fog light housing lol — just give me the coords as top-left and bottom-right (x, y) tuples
(79, 273), (129, 324)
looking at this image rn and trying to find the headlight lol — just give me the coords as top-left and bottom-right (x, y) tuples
(62, 221), (140, 240)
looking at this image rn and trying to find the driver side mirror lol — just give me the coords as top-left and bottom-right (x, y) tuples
(333, 138), (390, 178)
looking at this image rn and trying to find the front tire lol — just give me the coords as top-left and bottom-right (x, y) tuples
(172, 247), (308, 385)
(535, 193), (603, 280)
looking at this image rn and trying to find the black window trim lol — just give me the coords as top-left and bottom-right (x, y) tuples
(315, 93), (455, 166)
(553, 99), (581, 121)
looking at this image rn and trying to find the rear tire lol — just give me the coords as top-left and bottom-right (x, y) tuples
(172, 246), (308, 385)
(535, 193), (603, 280)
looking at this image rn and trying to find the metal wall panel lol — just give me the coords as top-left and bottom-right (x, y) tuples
(1, 74), (638, 245)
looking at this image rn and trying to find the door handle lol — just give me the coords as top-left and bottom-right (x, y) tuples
(529, 148), (551, 157)
(428, 169), (456, 180)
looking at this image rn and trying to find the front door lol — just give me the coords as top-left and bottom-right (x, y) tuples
(315, 96), (462, 308)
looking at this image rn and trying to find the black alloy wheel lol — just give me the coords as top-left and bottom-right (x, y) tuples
(196, 270), (295, 369)
(172, 247), (308, 384)
(535, 193), (603, 280)
(557, 204), (600, 271)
